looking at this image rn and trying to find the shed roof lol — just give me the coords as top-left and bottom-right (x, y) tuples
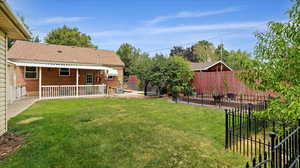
(8, 40), (125, 67)
(190, 61), (232, 71)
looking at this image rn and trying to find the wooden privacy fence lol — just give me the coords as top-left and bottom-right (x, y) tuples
(126, 75), (139, 90)
(193, 71), (273, 96)
(225, 106), (300, 168)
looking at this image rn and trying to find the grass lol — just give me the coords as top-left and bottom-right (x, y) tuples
(0, 98), (245, 168)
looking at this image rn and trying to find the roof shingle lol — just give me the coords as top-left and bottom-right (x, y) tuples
(8, 40), (125, 67)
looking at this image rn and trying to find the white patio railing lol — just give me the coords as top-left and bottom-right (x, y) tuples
(41, 85), (106, 99)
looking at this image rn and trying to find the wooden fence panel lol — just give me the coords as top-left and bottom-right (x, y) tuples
(192, 71), (273, 95)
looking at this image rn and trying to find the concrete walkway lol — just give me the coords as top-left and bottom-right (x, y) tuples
(7, 97), (38, 120)
(110, 90), (145, 98)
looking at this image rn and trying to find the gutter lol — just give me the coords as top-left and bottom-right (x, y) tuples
(0, 0), (31, 39)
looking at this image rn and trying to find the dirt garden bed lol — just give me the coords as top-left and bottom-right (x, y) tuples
(0, 133), (24, 160)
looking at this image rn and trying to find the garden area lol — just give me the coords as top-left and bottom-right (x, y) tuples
(0, 98), (246, 168)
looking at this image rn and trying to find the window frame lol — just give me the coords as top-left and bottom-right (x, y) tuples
(59, 68), (70, 76)
(85, 73), (94, 84)
(108, 76), (114, 80)
(24, 66), (38, 80)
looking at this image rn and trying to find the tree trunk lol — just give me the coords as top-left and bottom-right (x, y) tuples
(144, 81), (149, 96)
(158, 87), (161, 97)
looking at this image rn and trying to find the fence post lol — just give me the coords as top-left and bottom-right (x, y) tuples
(252, 158), (256, 167)
(248, 105), (251, 132)
(201, 93), (203, 105)
(270, 132), (276, 168)
(248, 103), (253, 112)
(298, 118), (300, 159)
(225, 109), (229, 149)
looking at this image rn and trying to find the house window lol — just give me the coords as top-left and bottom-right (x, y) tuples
(108, 76), (114, 80)
(24, 67), (37, 79)
(59, 68), (70, 76)
(85, 73), (93, 84)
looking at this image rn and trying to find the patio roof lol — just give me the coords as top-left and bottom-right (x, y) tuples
(8, 60), (118, 76)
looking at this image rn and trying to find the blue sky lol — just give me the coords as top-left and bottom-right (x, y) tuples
(8, 0), (291, 55)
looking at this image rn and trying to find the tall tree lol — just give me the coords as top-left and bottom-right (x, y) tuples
(215, 44), (230, 62)
(8, 15), (40, 48)
(239, 0), (300, 122)
(131, 52), (152, 95)
(117, 43), (144, 79)
(226, 49), (253, 70)
(170, 46), (186, 57)
(170, 46), (193, 61)
(32, 35), (41, 43)
(167, 56), (194, 95)
(44, 25), (97, 48)
(191, 40), (217, 62)
(148, 54), (169, 96)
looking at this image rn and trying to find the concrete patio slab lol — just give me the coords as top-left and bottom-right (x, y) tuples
(8, 97), (38, 120)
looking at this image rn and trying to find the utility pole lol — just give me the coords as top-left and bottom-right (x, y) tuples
(221, 39), (223, 72)
(221, 40), (223, 62)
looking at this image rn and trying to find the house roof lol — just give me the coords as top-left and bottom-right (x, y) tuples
(0, 0), (31, 39)
(190, 61), (232, 71)
(8, 40), (125, 67)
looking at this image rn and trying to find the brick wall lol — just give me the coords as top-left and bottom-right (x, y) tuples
(15, 66), (124, 96)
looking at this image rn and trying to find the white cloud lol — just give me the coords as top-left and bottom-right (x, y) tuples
(37, 17), (91, 25)
(148, 21), (267, 34)
(145, 7), (240, 25)
(91, 21), (267, 37)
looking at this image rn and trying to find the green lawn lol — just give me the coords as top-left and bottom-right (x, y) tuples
(0, 98), (245, 168)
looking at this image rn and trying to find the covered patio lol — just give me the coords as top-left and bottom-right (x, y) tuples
(9, 61), (119, 99)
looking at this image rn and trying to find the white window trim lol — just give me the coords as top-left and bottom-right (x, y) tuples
(59, 68), (70, 76)
(24, 66), (38, 80)
(85, 73), (94, 84)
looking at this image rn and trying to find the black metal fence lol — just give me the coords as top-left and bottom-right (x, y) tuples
(178, 93), (269, 108)
(246, 125), (300, 168)
(225, 106), (300, 168)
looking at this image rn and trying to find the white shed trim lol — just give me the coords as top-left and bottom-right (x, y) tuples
(203, 61), (233, 71)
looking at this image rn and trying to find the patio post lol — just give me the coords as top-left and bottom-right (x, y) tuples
(76, 69), (79, 97)
(106, 70), (109, 96)
(39, 67), (42, 99)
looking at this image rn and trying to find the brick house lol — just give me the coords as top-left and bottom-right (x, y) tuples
(7, 41), (124, 101)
